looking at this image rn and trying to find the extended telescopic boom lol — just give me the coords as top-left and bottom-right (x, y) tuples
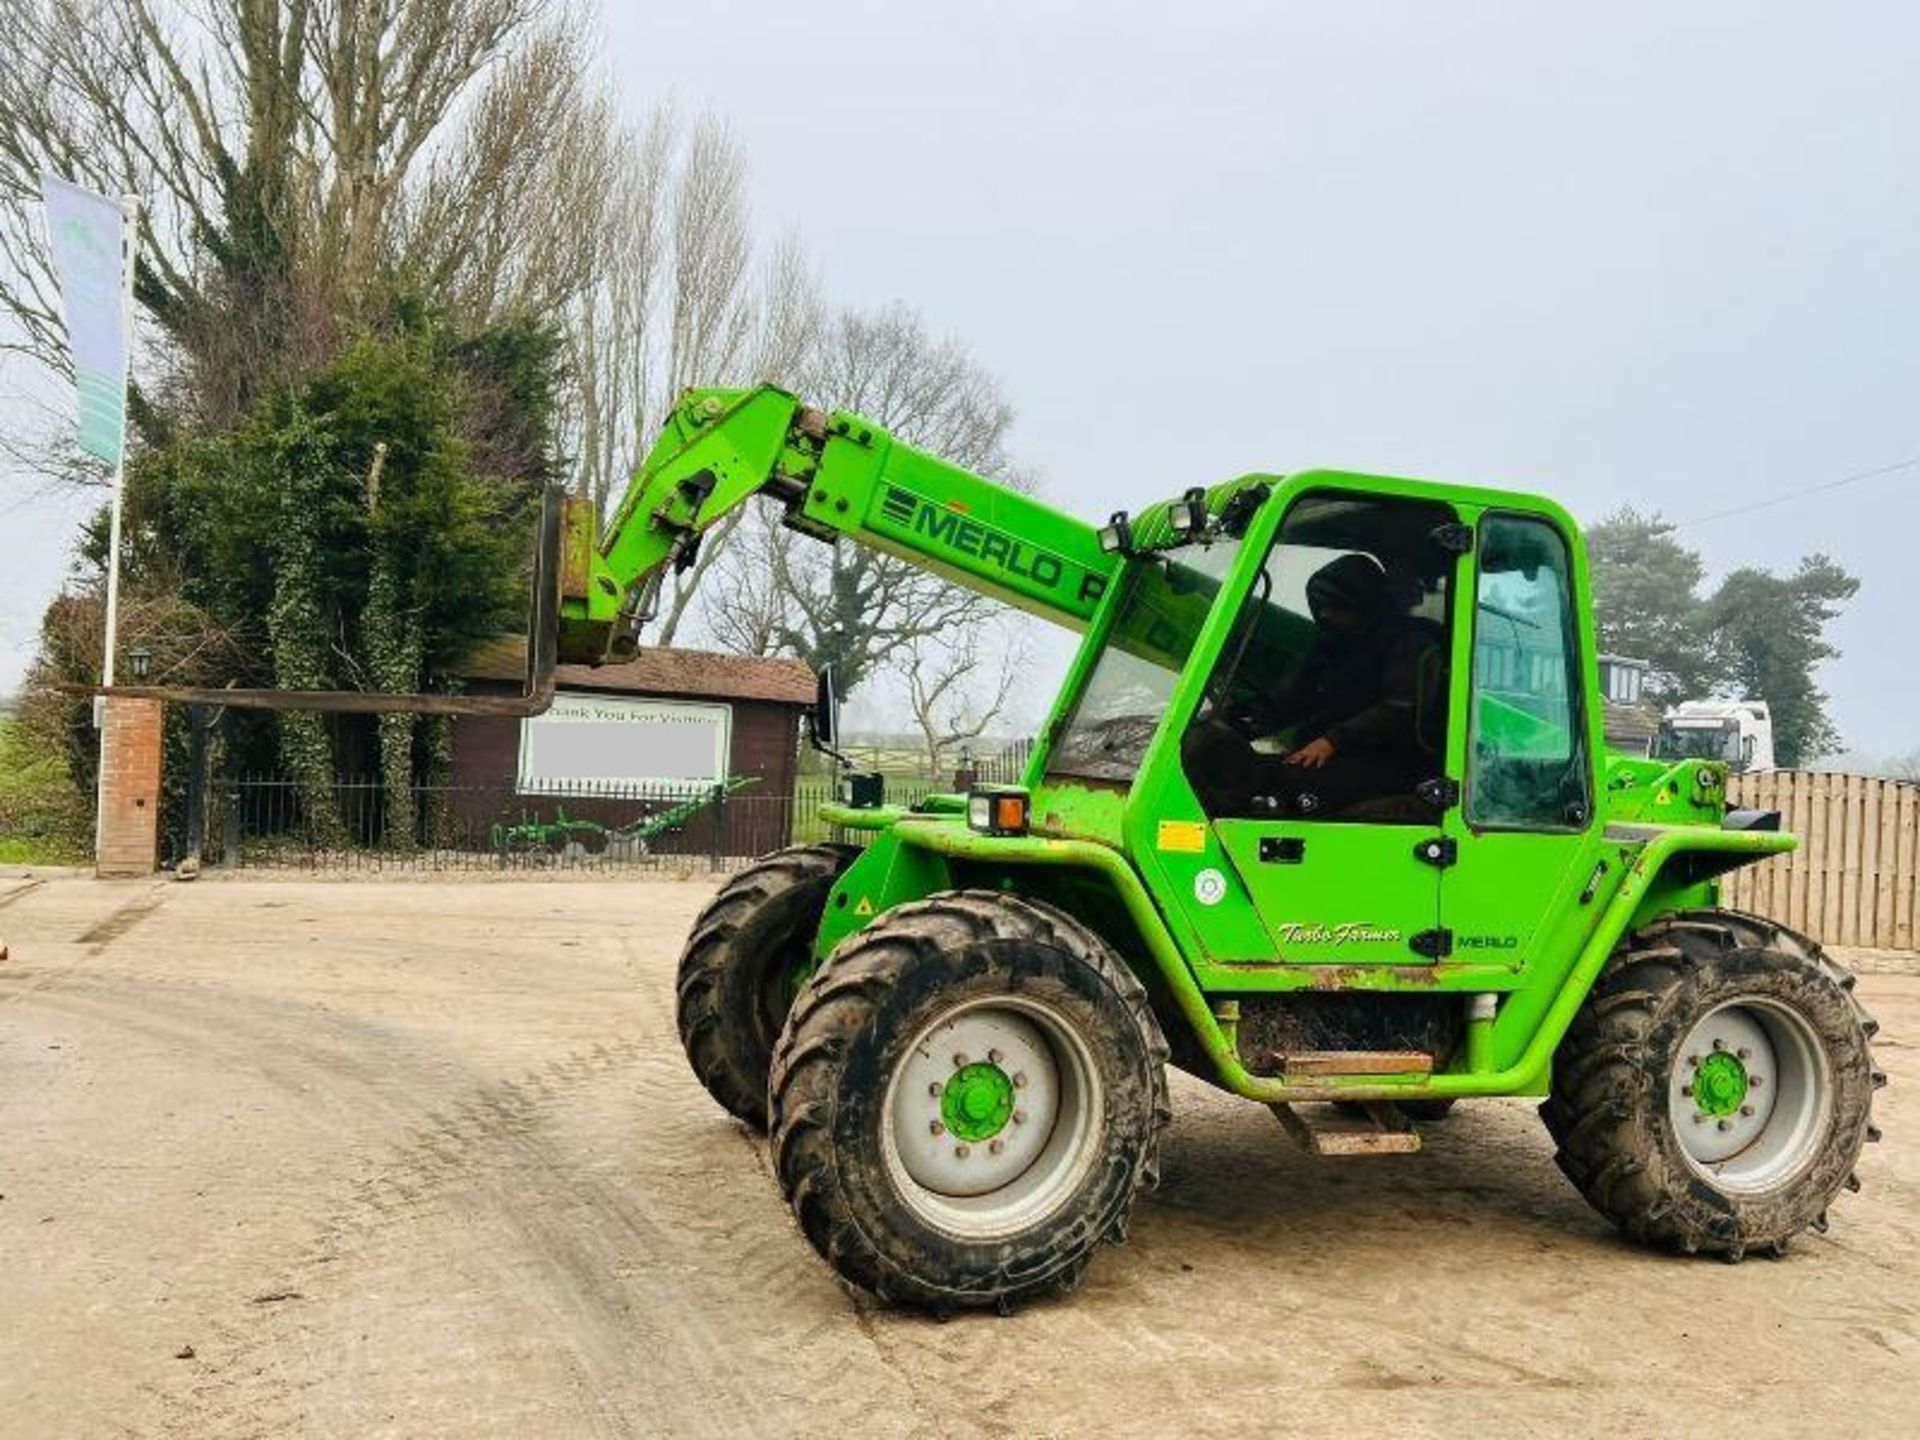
(559, 384), (1121, 665)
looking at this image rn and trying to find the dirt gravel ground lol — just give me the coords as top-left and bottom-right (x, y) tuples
(1, 871), (1916, 1439)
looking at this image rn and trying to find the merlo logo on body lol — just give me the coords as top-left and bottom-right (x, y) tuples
(880, 485), (1107, 607)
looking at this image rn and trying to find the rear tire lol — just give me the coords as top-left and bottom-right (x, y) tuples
(675, 844), (858, 1130)
(1543, 909), (1881, 1259)
(769, 892), (1170, 1312)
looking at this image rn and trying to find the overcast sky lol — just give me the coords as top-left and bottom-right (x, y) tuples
(603, 0), (1919, 755)
(6, 2), (1916, 755)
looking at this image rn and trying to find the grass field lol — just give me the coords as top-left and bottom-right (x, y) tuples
(0, 716), (89, 864)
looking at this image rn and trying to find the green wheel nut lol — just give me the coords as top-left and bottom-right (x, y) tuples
(1692, 1050), (1749, 1118)
(940, 1061), (1016, 1143)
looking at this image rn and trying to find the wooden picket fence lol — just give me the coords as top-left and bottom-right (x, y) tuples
(1721, 771), (1919, 952)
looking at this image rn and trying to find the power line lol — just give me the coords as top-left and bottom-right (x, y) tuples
(1675, 454), (1920, 528)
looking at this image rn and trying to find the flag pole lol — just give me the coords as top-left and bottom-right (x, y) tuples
(90, 192), (139, 865)
(97, 192), (140, 701)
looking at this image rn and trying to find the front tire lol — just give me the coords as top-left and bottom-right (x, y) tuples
(770, 892), (1170, 1312)
(1544, 909), (1882, 1259)
(675, 844), (857, 1130)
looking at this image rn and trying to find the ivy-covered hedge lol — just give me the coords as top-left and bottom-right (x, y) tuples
(33, 309), (565, 851)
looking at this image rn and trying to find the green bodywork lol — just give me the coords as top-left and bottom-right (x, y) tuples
(559, 385), (1117, 664)
(576, 383), (1796, 1105)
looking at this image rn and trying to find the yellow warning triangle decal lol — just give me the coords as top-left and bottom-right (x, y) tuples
(854, 896), (875, 916)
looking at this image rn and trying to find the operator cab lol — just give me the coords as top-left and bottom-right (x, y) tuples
(1044, 471), (1598, 969)
(1046, 484), (1462, 823)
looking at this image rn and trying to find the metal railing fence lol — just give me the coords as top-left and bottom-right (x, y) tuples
(185, 735), (1039, 873)
(203, 773), (957, 872)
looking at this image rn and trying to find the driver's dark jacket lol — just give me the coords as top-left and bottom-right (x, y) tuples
(1257, 617), (1440, 770)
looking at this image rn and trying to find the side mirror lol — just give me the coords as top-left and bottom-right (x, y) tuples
(811, 664), (840, 753)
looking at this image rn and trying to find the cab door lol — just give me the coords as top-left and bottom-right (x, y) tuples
(1178, 486), (1465, 965)
(1439, 512), (1598, 964)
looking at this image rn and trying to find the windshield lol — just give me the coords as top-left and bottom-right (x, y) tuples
(1046, 539), (1243, 783)
(1654, 721), (1739, 762)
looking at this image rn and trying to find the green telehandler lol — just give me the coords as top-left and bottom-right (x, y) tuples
(573, 383), (1884, 1312)
(100, 381), (1885, 1313)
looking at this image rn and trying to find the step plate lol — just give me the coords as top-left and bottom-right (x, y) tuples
(1270, 1102), (1422, 1156)
(1277, 1050), (1434, 1080)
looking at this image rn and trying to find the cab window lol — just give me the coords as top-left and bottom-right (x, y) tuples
(1183, 492), (1458, 823)
(1468, 514), (1591, 829)
(1047, 537), (1243, 784)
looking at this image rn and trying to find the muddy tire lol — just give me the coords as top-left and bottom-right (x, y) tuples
(1543, 909), (1882, 1259)
(675, 844), (858, 1130)
(769, 891), (1170, 1313)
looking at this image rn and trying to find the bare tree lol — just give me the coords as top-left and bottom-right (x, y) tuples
(806, 303), (1014, 469)
(558, 110), (825, 646)
(697, 303), (1026, 696)
(402, 25), (622, 328)
(0, 0), (602, 457)
(898, 620), (1023, 777)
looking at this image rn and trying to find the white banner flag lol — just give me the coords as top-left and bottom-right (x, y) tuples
(40, 175), (133, 466)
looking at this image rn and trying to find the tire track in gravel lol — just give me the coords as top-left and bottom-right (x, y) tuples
(0, 876), (47, 909)
(23, 975), (733, 1435)
(75, 886), (171, 950)
(610, 931), (933, 1437)
(16, 971), (501, 1436)
(177, 1040), (700, 1440)
(0, 883), (169, 1006)
(241, 1038), (916, 1438)
(29, 962), (918, 1437)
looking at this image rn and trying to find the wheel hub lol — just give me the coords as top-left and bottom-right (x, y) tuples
(1691, 1049), (1749, 1117)
(942, 1061), (1016, 1142)
(882, 997), (1102, 1234)
(1669, 999), (1831, 1187)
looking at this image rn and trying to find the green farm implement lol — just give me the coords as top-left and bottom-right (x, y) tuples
(490, 778), (759, 862)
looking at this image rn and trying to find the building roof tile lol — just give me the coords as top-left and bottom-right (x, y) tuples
(458, 637), (815, 705)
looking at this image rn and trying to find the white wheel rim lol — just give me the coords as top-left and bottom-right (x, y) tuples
(1670, 999), (1832, 1193)
(880, 996), (1104, 1240)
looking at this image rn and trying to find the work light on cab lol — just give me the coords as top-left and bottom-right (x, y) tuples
(966, 786), (1031, 836)
(1169, 486), (1209, 535)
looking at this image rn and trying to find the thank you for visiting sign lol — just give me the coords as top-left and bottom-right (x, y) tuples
(518, 693), (732, 792)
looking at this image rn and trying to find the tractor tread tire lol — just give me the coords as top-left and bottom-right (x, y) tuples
(675, 843), (859, 1130)
(769, 890), (1171, 1313)
(1544, 907), (1879, 1258)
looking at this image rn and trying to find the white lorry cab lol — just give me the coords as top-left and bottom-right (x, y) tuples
(1652, 699), (1777, 773)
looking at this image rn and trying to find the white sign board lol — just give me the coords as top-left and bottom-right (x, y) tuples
(517, 693), (731, 793)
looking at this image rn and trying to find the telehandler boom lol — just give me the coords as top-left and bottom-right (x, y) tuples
(552, 383), (1120, 665)
(567, 383), (1881, 1313)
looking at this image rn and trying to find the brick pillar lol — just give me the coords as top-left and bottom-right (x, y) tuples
(96, 697), (164, 877)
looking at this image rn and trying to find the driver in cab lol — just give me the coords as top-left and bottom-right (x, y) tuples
(1184, 553), (1439, 819)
